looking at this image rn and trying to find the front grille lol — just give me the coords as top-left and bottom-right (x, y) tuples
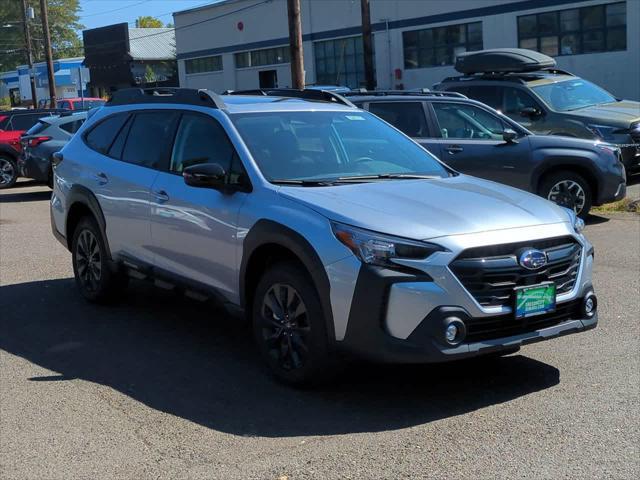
(465, 299), (582, 342)
(450, 236), (581, 308)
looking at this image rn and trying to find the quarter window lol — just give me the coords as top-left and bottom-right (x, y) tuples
(517, 2), (626, 56)
(403, 22), (483, 69)
(84, 113), (129, 154)
(121, 112), (179, 169)
(59, 119), (85, 134)
(170, 114), (236, 174)
(433, 103), (506, 140)
(368, 102), (428, 137)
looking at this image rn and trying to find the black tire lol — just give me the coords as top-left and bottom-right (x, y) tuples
(71, 216), (127, 303)
(539, 170), (592, 219)
(252, 262), (335, 386)
(0, 155), (18, 189)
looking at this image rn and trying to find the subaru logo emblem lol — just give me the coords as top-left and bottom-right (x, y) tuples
(519, 249), (548, 270)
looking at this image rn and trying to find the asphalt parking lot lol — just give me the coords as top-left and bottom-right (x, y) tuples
(1, 181), (639, 480)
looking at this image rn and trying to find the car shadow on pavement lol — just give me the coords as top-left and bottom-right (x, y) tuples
(0, 190), (51, 203)
(0, 278), (560, 438)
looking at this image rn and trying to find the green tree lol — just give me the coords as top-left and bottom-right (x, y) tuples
(143, 64), (156, 84)
(135, 16), (163, 28)
(0, 0), (84, 72)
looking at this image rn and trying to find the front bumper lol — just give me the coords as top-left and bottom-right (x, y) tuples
(334, 224), (597, 363)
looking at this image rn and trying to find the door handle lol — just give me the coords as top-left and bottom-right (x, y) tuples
(152, 189), (169, 203)
(94, 172), (108, 185)
(445, 145), (464, 154)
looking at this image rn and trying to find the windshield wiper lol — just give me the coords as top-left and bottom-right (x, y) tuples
(336, 173), (440, 181)
(270, 179), (337, 186)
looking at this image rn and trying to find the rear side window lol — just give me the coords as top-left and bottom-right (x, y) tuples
(9, 114), (46, 131)
(59, 119), (85, 135)
(170, 113), (235, 173)
(85, 113), (129, 154)
(121, 111), (179, 169)
(368, 102), (429, 137)
(58, 101), (71, 110)
(452, 85), (502, 110)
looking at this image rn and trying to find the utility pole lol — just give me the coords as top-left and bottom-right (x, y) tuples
(286, 0), (304, 89)
(21, 0), (37, 107)
(39, 0), (56, 106)
(360, 0), (375, 90)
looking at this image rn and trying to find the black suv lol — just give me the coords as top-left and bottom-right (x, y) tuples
(347, 90), (626, 217)
(434, 49), (640, 172)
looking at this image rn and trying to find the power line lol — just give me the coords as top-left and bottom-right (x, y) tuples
(80, 0), (152, 18)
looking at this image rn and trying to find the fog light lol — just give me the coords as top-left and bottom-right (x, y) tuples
(445, 324), (458, 342)
(582, 293), (597, 318)
(443, 316), (466, 346)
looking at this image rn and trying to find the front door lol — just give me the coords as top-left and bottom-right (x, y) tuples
(425, 101), (533, 190)
(149, 112), (248, 299)
(259, 70), (278, 88)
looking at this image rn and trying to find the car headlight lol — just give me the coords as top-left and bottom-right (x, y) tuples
(331, 222), (443, 268)
(587, 124), (624, 141)
(562, 207), (585, 234)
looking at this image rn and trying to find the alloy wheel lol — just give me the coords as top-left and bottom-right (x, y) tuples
(260, 283), (310, 371)
(75, 229), (102, 293)
(548, 180), (586, 215)
(0, 158), (15, 186)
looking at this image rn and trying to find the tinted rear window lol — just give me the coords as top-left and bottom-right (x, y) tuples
(85, 113), (129, 154)
(121, 112), (179, 169)
(59, 119), (85, 135)
(9, 114), (47, 131)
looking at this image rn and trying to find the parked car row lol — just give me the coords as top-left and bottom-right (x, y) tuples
(51, 87), (598, 385)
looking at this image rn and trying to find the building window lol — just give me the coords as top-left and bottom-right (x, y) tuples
(403, 22), (483, 69)
(518, 2), (626, 56)
(314, 36), (372, 89)
(185, 56), (222, 74)
(235, 46), (290, 68)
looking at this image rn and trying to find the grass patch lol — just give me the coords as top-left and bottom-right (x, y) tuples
(593, 197), (639, 213)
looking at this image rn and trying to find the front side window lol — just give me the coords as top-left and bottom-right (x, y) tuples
(121, 112), (179, 169)
(432, 103), (505, 140)
(368, 102), (428, 137)
(403, 22), (482, 69)
(170, 114), (235, 173)
(84, 113), (129, 154)
(503, 87), (542, 115)
(231, 111), (449, 182)
(532, 78), (617, 111)
(518, 2), (626, 56)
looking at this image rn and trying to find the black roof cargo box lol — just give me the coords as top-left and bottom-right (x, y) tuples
(454, 48), (556, 74)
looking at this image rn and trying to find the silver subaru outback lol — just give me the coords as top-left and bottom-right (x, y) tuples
(50, 88), (598, 384)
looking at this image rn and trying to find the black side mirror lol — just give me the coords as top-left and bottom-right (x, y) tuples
(502, 128), (518, 143)
(183, 163), (226, 189)
(520, 106), (541, 118)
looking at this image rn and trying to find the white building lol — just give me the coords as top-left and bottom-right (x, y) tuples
(173, 0), (639, 100)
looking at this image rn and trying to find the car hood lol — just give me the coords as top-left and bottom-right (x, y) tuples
(567, 100), (640, 126)
(278, 175), (570, 241)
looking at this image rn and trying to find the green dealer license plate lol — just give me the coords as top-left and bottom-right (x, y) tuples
(514, 282), (556, 319)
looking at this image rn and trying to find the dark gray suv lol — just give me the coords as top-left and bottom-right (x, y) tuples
(348, 91), (626, 218)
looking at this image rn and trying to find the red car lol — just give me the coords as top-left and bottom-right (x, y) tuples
(0, 109), (65, 189)
(38, 97), (105, 110)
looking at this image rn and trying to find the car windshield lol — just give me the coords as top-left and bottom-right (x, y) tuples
(231, 110), (450, 183)
(532, 79), (617, 112)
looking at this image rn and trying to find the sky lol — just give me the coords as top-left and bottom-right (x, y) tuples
(78, 0), (221, 29)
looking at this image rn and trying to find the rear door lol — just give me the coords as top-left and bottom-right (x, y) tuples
(149, 111), (249, 297)
(83, 110), (179, 264)
(366, 101), (443, 157)
(426, 101), (533, 189)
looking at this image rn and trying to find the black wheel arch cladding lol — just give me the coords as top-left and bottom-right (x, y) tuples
(66, 185), (112, 259)
(240, 219), (336, 342)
